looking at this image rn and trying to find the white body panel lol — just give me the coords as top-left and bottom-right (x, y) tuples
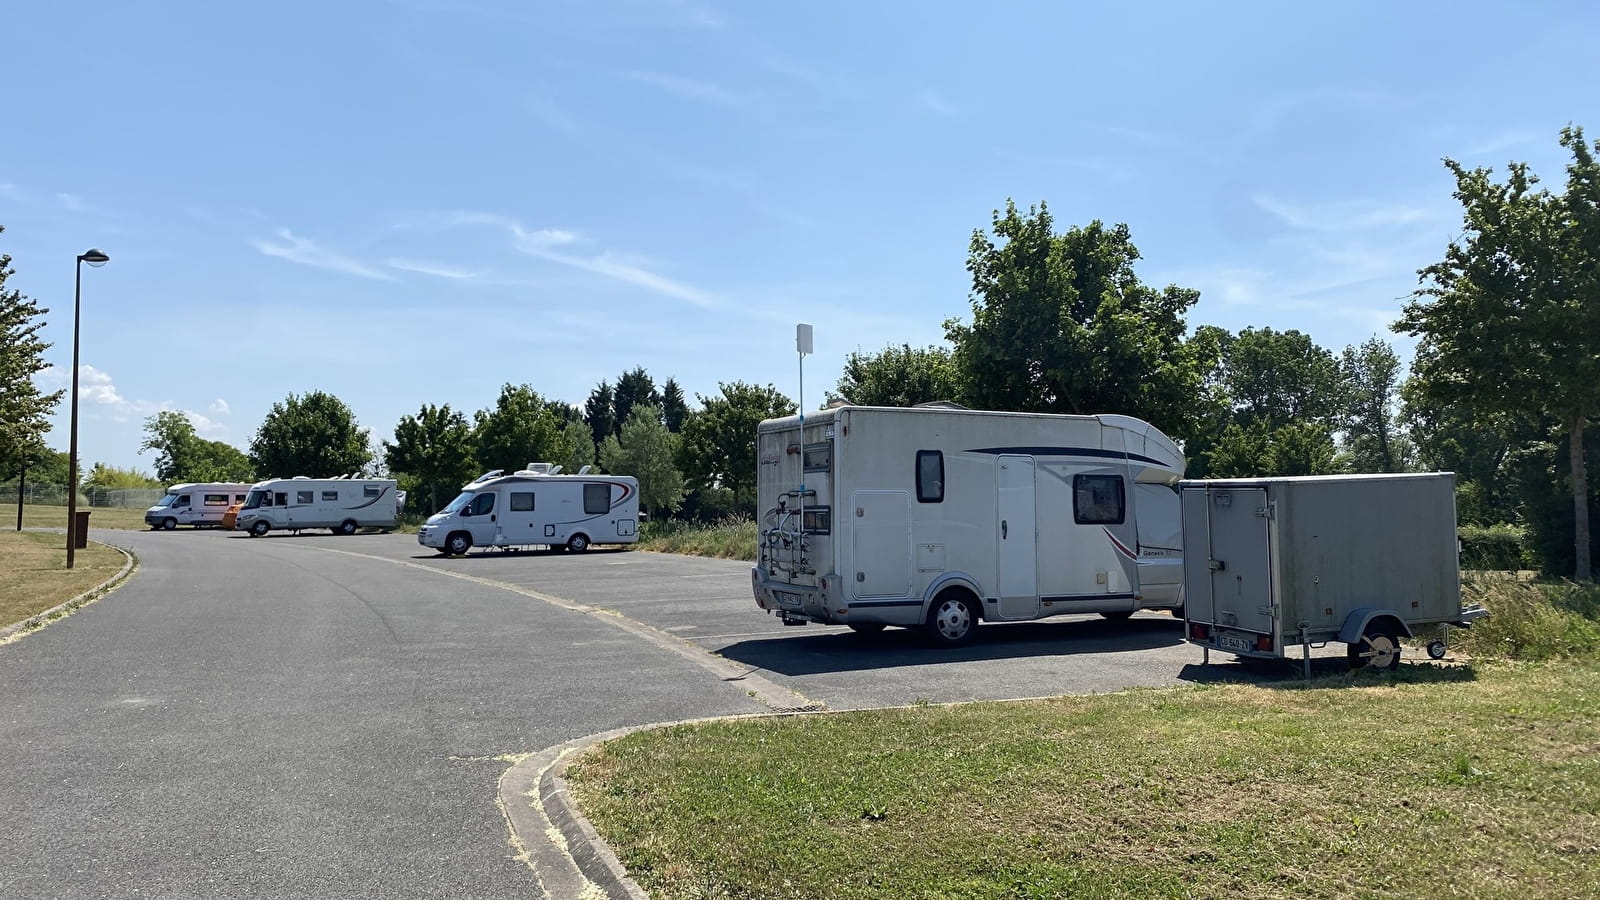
(417, 471), (640, 553)
(750, 406), (1185, 632)
(235, 478), (402, 534)
(145, 483), (255, 529)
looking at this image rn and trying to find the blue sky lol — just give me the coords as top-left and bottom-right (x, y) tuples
(5, 0), (1597, 474)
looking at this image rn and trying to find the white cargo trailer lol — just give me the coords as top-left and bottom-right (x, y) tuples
(417, 464), (640, 555)
(144, 482), (255, 530)
(750, 404), (1186, 647)
(235, 477), (402, 536)
(1179, 473), (1487, 675)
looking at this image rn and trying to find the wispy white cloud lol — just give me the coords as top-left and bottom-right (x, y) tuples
(1251, 194), (1432, 232)
(386, 257), (478, 279)
(37, 365), (231, 437)
(208, 398), (231, 416)
(528, 93), (579, 134)
(252, 228), (397, 281)
(1468, 129), (1538, 157)
(58, 193), (90, 212)
(622, 70), (741, 104)
(918, 88), (957, 117)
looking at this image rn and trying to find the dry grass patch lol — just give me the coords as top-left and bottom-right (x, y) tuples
(637, 518), (757, 561)
(16, 504), (151, 531)
(0, 531), (126, 630)
(567, 666), (1600, 900)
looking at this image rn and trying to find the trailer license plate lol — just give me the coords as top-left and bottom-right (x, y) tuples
(1219, 633), (1251, 653)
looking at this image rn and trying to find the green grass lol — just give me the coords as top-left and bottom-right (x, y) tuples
(568, 578), (1600, 899)
(638, 517), (757, 560)
(568, 663), (1600, 900)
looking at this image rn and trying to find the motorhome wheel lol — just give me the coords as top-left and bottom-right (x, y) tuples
(446, 532), (472, 555)
(162, 517), (178, 531)
(335, 519), (358, 536)
(1348, 625), (1402, 671)
(249, 520), (269, 537)
(925, 592), (978, 647)
(566, 534), (589, 553)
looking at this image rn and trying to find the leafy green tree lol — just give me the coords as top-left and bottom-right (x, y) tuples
(1339, 337), (1409, 473)
(82, 463), (162, 493)
(1200, 327), (1344, 477)
(1397, 126), (1600, 580)
(1205, 420), (1340, 478)
(1400, 382), (1527, 525)
(584, 381), (615, 450)
(249, 391), (371, 478)
(599, 404), (686, 518)
(384, 403), (477, 514)
(677, 382), (795, 510)
(828, 343), (961, 407)
(660, 378), (689, 433)
(140, 411), (254, 482)
(0, 226), (64, 479)
(613, 367), (660, 435)
(944, 201), (1216, 445)
(473, 383), (562, 475)
(555, 419), (597, 475)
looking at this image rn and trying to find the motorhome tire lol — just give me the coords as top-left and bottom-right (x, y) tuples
(249, 520), (269, 537)
(1100, 611), (1134, 621)
(848, 623), (887, 636)
(566, 534), (589, 553)
(446, 532), (472, 556)
(335, 519), (358, 536)
(1348, 625), (1402, 671)
(162, 517), (178, 531)
(925, 591), (978, 647)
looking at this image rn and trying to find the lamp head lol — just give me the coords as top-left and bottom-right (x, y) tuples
(79, 248), (109, 267)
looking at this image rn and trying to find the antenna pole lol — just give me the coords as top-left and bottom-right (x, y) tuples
(796, 324), (813, 553)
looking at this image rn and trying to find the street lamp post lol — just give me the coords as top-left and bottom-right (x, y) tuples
(65, 248), (109, 569)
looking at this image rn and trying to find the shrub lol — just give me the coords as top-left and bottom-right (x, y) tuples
(1456, 579), (1600, 661)
(1458, 523), (1528, 571)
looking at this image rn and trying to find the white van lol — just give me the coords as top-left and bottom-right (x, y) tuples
(417, 464), (640, 555)
(751, 404), (1186, 646)
(145, 483), (255, 530)
(235, 477), (402, 536)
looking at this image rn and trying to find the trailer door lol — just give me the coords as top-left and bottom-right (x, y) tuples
(1203, 487), (1274, 635)
(997, 456), (1038, 617)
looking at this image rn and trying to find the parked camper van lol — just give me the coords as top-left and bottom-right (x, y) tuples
(145, 483), (255, 530)
(234, 477), (402, 536)
(750, 404), (1186, 646)
(417, 464), (640, 555)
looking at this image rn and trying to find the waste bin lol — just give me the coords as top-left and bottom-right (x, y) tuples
(73, 511), (91, 549)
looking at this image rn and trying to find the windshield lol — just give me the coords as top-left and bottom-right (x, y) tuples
(156, 493), (179, 507)
(242, 489), (268, 510)
(440, 491), (475, 514)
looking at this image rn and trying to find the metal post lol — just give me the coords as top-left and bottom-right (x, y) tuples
(66, 260), (82, 568)
(14, 462), (23, 531)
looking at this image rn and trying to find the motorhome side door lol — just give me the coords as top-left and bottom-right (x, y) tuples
(996, 456), (1039, 618)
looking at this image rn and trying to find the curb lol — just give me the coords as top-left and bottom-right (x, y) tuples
(0, 538), (137, 645)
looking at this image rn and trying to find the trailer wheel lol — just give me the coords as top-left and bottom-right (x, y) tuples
(1427, 639), (1448, 660)
(249, 520), (270, 537)
(566, 534), (589, 553)
(162, 517), (178, 531)
(335, 519), (358, 536)
(445, 532), (472, 556)
(924, 591), (978, 647)
(1348, 624), (1403, 671)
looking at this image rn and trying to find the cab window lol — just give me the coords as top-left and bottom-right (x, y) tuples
(468, 493), (495, 516)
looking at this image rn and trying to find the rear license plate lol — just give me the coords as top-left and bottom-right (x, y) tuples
(774, 591), (801, 609)
(1219, 633), (1252, 653)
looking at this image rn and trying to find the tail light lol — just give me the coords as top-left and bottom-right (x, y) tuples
(1255, 634), (1274, 652)
(1189, 623), (1210, 641)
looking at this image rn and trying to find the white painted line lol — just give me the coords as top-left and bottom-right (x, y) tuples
(679, 572), (747, 579)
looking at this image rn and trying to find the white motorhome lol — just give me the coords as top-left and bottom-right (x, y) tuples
(417, 463), (640, 555)
(750, 404), (1186, 646)
(235, 477), (402, 536)
(144, 483), (255, 530)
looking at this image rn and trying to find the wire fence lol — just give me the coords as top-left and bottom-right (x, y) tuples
(0, 485), (165, 508)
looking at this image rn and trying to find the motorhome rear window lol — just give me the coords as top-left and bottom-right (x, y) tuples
(583, 483), (610, 514)
(510, 492), (535, 511)
(363, 485), (381, 497)
(916, 450), (944, 503)
(803, 442), (832, 473)
(203, 494), (230, 506)
(1073, 474), (1125, 524)
(322, 490), (339, 501)
(296, 491), (314, 505)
